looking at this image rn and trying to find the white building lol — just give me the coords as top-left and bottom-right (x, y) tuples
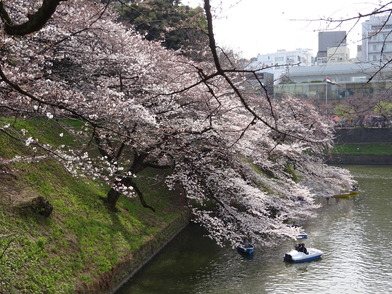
(361, 14), (392, 62)
(326, 46), (351, 64)
(247, 48), (313, 84)
(284, 62), (391, 84)
(276, 62), (392, 100)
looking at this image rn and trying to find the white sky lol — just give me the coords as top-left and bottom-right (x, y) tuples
(183, 0), (383, 59)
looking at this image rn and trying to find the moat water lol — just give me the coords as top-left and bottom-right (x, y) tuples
(117, 165), (392, 294)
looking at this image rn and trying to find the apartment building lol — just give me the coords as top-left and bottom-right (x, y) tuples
(361, 14), (392, 62)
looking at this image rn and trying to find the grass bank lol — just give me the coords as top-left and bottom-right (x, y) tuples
(0, 119), (188, 293)
(332, 142), (392, 155)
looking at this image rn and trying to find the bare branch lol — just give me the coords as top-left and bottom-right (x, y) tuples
(0, 0), (66, 36)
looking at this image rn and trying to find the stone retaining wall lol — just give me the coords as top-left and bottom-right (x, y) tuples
(334, 128), (392, 144)
(328, 128), (392, 165)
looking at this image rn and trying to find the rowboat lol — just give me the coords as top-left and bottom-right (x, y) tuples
(287, 225), (308, 239)
(284, 245), (323, 263)
(333, 189), (360, 198)
(236, 241), (254, 255)
(333, 193), (352, 198)
(297, 233), (308, 239)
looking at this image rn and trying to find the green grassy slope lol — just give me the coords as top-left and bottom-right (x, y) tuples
(0, 119), (187, 293)
(332, 142), (392, 155)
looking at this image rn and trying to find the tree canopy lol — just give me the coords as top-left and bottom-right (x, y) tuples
(117, 0), (209, 59)
(0, 0), (356, 247)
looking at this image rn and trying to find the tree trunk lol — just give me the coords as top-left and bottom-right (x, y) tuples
(104, 187), (121, 211)
(103, 152), (158, 211)
(104, 177), (155, 212)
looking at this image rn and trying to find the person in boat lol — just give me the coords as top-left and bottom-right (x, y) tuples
(295, 243), (308, 254)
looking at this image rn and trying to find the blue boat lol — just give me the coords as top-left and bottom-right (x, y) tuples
(287, 224), (308, 239)
(236, 241), (254, 255)
(297, 233), (308, 239)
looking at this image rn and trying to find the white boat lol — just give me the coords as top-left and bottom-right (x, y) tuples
(284, 246), (323, 263)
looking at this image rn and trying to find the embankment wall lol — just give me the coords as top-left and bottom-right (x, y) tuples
(334, 128), (392, 144)
(327, 128), (392, 165)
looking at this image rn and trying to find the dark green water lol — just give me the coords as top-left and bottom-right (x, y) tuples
(117, 165), (392, 294)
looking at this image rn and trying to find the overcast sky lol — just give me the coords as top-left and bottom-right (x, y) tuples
(183, 0), (383, 59)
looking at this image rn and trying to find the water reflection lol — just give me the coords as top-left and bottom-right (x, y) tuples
(117, 165), (392, 294)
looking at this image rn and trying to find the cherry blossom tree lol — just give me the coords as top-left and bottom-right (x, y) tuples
(0, 0), (212, 210)
(0, 0), (356, 247)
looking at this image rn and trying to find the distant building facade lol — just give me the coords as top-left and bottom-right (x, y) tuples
(316, 31), (347, 65)
(361, 14), (392, 62)
(248, 17), (392, 100)
(276, 23), (392, 100)
(247, 48), (313, 84)
(276, 62), (392, 99)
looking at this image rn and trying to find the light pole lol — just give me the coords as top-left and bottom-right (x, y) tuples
(325, 79), (328, 106)
(324, 77), (335, 115)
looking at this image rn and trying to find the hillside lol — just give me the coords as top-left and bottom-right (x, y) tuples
(0, 119), (189, 293)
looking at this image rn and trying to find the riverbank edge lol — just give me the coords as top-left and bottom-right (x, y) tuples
(77, 212), (191, 294)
